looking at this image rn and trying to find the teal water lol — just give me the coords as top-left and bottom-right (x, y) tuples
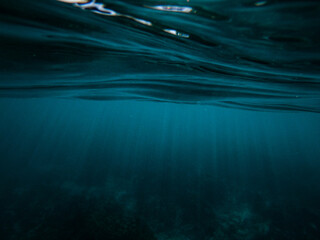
(0, 0), (320, 239)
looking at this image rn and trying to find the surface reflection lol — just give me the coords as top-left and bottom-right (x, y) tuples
(147, 5), (193, 13)
(58, 0), (191, 37)
(163, 29), (189, 38)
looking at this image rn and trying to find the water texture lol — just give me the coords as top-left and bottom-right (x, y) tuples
(0, 0), (320, 240)
(1, 0), (320, 111)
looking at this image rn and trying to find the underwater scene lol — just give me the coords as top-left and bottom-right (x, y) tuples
(0, 0), (320, 239)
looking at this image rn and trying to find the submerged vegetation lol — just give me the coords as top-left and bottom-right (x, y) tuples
(0, 183), (156, 240)
(1, 177), (320, 240)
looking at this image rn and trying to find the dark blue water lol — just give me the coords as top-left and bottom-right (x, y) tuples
(0, 0), (320, 239)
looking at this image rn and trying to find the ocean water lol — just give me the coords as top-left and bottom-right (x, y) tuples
(0, 0), (320, 239)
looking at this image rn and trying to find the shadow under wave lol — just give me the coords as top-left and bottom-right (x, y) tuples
(0, 0), (319, 112)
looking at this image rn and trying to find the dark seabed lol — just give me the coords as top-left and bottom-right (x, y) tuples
(0, 0), (320, 239)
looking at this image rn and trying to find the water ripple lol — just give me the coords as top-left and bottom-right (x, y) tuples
(0, 0), (319, 112)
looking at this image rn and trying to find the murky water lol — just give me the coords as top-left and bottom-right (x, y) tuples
(0, 0), (320, 239)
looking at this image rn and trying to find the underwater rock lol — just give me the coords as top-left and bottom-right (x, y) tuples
(0, 184), (156, 240)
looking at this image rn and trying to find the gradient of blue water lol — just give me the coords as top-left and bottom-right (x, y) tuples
(1, 0), (320, 239)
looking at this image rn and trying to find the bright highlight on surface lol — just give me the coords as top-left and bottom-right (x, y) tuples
(57, 0), (190, 38)
(147, 5), (193, 13)
(163, 29), (190, 38)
